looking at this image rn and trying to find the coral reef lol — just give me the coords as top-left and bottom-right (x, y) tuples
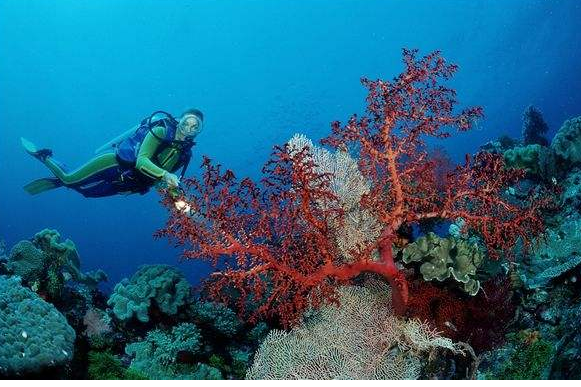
(477, 121), (581, 379)
(479, 330), (554, 379)
(551, 116), (581, 167)
(107, 264), (190, 323)
(124, 323), (221, 379)
(522, 105), (549, 146)
(521, 217), (581, 289)
(158, 49), (547, 327)
(503, 144), (556, 179)
(5, 229), (107, 301)
(560, 168), (581, 216)
(87, 351), (147, 380)
(0, 275), (76, 375)
(246, 280), (464, 379)
(4, 50), (580, 381)
(189, 300), (242, 338)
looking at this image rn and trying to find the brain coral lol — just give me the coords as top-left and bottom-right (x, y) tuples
(107, 265), (190, 322)
(0, 275), (75, 375)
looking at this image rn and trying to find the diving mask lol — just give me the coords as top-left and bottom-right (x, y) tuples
(178, 114), (203, 138)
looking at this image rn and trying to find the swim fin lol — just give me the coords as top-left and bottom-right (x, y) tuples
(21, 137), (53, 161)
(23, 178), (63, 195)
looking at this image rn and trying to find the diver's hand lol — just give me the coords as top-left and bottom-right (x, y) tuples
(162, 171), (180, 188)
(174, 200), (192, 214)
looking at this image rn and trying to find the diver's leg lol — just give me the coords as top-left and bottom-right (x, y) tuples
(22, 137), (120, 185)
(43, 153), (119, 185)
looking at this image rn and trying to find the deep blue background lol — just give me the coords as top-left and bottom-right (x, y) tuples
(1, 0), (580, 292)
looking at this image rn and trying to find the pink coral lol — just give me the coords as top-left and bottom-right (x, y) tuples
(83, 308), (111, 337)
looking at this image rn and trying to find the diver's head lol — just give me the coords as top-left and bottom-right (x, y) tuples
(178, 108), (204, 139)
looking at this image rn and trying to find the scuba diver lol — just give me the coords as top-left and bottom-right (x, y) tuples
(21, 108), (204, 199)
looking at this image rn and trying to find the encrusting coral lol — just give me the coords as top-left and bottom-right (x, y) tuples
(6, 240), (45, 283)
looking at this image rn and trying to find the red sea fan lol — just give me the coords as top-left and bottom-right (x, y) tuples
(157, 49), (546, 327)
(407, 278), (516, 353)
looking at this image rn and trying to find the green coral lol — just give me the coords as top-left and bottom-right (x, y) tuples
(193, 363), (223, 380)
(6, 229), (107, 300)
(402, 232), (484, 295)
(190, 300), (242, 338)
(246, 322), (270, 345)
(7, 240), (45, 283)
(207, 350), (251, 379)
(229, 348), (251, 379)
(33, 229), (107, 288)
(108, 265), (190, 322)
(503, 144), (554, 177)
(497, 334), (555, 380)
(125, 322), (213, 379)
(87, 351), (147, 380)
(521, 217), (581, 289)
(0, 275), (75, 375)
(551, 116), (581, 166)
(88, 333), (114, 351)
(32, 229), (78, 268)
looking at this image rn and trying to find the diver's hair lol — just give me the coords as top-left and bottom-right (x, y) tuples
(181, 108), (204, 121)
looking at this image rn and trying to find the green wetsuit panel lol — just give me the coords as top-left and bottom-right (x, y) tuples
(44, 153), (118, 185)
(135, 126), (183, 179)
(41, 126), (183, 186)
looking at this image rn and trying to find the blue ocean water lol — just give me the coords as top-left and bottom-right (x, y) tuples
(0, 0), (579, 290)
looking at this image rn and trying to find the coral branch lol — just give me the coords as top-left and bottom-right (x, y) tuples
(158, 49), (547, 327)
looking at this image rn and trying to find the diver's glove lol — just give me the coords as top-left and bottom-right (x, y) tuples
(162, 182), (191, 215)
(174, 200), (192, 214)
(162, 171), (180, 188)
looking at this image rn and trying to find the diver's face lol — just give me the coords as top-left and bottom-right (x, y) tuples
(178, 114), (203, 138)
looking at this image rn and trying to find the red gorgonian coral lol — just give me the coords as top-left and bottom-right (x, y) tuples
(406, 278), (516, 354)
(157, 49), (546, 327)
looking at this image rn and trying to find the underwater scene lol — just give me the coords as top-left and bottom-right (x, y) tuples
(1, 0), (580, 381)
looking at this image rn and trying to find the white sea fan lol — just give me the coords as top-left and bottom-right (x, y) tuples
(246, 280), (462, 380)
(287, 134), (382, 262)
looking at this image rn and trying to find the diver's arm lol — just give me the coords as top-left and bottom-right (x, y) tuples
(135, 126), (169, 179)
